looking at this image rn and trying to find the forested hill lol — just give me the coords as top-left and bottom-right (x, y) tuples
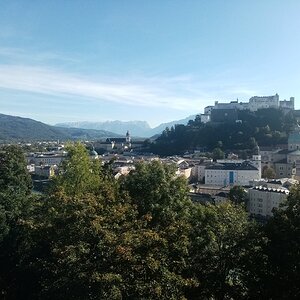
(0, 113), (120, 142)
(150, 108), (297, 155)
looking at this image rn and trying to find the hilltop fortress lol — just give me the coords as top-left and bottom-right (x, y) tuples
(201, 94), (295, 123)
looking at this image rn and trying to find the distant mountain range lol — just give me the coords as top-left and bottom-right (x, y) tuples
(56, 115), (197, 137)
(0, 114), (120, 142)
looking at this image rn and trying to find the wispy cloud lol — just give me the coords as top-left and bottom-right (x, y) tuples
(0, 64), (205, 109)
(0, 63), (260, 112)
(0, 47), (79, 64)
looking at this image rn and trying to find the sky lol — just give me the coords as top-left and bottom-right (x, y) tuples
(0, 0), (300, 127)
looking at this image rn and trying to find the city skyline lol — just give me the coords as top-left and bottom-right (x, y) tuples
(0, 1), (300, 127)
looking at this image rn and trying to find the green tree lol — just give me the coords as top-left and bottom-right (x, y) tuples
(187, 202), (260, 299)
(20, 143), (132, 299)
(248, 137), (258, 149)
(212, 147), (225, 161)
(228, 185), (248, 205)
(262, 184), (300, 299)
(21, 147), (194, 299)
(120, 161), (194, 298)
(121, 161), (192, 226)
(53, 142), (101, 197)
(0, 145), (34, 298)
(262, 166), (276, 179)
(23, 191), (136, 300)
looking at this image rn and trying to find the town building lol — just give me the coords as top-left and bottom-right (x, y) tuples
(191, 159), (213, 182)
(94, 131), (133, 153)
(259, 128), (300, 178)
(26, 151), (67, 166)
(34, 165), (57, 179)
(205, 160), (261, 186)
(248, 186), (289, 217)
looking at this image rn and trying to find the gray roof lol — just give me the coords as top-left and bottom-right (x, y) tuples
(206, 162), (258, 171)
(275, 158), (288, 164)
(251, 186), (289, 194)
(288, 150), (300, 156)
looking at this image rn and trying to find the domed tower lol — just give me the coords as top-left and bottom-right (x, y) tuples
(89, 146), (99, 160)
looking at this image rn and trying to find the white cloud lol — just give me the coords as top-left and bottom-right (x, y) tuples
(0, 63), (261, 114)
(0, 47), (79, 63)
(0, 64), (213, 110)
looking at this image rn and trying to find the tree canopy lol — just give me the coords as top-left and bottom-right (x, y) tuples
(1, 143), (300, 299)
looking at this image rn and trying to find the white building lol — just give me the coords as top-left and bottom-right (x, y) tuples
(217, 155), (261, 176)
(249, 94), (279, 111)
(274, 160), (296, 178)
(200, 114), (211, 123)
(279, 97), (295, 110)
(248, 186), (289, 217)
(27, 152), (67, 166)
(190, 159), (213, 182)
(213, 100), (249, 110)
(205, 161), (261, 186)
(203, 94), (294, 120)
(175, 159), (192, 178)
(204, 106), (214, 115)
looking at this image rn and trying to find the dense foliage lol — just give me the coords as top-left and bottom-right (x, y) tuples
(1, 143), (300, 299)
(150, 108), (297, 155)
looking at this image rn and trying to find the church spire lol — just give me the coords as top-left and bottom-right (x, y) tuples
(126, 130), (131, 143)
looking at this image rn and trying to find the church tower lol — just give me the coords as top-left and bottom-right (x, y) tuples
(252, 145), (261, 176)
(126, 130), (131, 143)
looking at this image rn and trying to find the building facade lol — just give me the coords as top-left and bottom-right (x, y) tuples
(205, 161), (260, 186)
(249, 94), (279, 111)
(203, 94), (294, 120)
(248, 186), (289, 217)
(27, 152), (67, 166)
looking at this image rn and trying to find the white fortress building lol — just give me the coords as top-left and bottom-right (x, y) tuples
(202, 94), (295, 122)
(248, 94), (279, 111)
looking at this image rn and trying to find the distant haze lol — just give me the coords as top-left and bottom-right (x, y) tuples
(56, 115), (196, 138)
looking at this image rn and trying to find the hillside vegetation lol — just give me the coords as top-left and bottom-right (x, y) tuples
(151, 108), (297, 155)
(0, 113), (120, 142)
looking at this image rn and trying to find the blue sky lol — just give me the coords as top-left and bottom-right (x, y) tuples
(0, 0), (300, 127)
